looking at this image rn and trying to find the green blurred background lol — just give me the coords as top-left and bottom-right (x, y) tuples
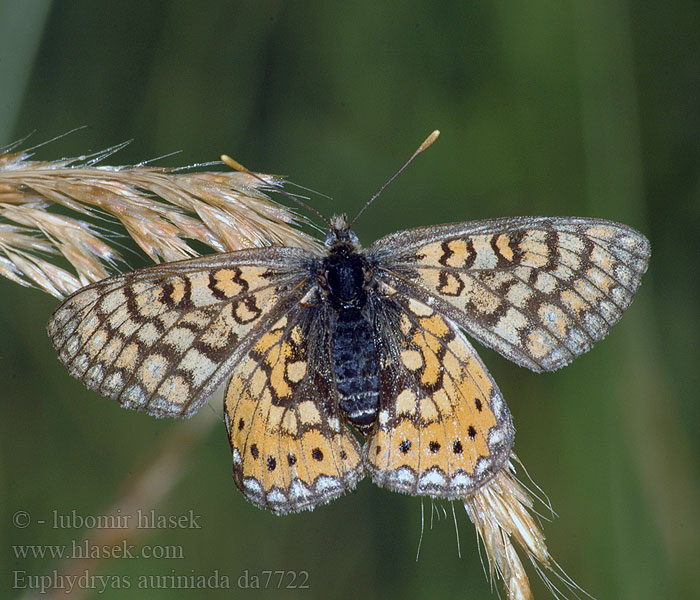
(1, 1), (698, 599)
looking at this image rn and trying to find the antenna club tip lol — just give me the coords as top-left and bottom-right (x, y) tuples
(220, 154), (247, 172)
(419, 130), (440, 152)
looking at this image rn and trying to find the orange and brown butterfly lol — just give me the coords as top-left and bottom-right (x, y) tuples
(46, 133), (650, 514)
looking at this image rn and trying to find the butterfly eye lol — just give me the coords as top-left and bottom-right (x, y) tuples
(323, 230), (337, 247)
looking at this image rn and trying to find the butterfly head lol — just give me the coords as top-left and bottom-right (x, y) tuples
(325, 214), (360, 249)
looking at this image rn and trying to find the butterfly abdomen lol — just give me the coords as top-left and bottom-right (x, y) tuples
(331, 309), (379, 434)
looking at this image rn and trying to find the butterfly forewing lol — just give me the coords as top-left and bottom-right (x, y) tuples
(225, 306), (363, 514)
(370, 217), (650, 372)
(47, 248), (315, 417)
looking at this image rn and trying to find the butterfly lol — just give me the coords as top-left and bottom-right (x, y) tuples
(47, 200), (650, 514)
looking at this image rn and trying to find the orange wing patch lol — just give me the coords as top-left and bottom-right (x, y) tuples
(365, 296), (513, 499)
(225, 316), (364, 514)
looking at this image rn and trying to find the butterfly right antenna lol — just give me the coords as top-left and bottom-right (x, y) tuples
(349, 129), (440, 228)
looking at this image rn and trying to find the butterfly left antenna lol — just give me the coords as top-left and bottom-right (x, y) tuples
(349, 129), (440, 228)
(221, 154), (331, 227)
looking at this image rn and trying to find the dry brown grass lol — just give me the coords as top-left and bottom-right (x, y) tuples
(464, 456), (591, 600)
(0, 142), (318, 298)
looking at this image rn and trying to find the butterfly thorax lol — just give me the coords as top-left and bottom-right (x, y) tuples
(324, 246), (367, 310)
(319, 227), (380, 436)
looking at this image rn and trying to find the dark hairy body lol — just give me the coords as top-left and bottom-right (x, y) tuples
(318, 241), (380, 435)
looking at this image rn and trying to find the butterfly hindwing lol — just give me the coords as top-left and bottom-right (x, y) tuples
(370, 217), (650, 372)
(47, 248), (314, 417)
(364, 292), (514, 498)
(225, 307), (364, 514)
